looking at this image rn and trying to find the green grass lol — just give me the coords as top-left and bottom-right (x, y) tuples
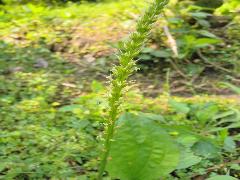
(0, 79), (239, 179)
(0, 1), (240, 179)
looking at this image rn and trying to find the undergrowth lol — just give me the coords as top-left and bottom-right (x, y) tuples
(0, 0), (239, 179)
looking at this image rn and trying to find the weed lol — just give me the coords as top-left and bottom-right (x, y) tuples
(98, 0), (169, 179)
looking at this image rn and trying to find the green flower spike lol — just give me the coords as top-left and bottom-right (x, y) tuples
(98, 0), (169, 179)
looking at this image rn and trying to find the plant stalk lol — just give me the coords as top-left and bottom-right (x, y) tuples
(97, 1), (169, 179)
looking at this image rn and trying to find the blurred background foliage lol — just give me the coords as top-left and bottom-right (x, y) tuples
(0, 0), (103, 4)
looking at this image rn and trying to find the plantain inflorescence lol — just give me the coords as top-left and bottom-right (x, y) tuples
(98, 0), (169, 179)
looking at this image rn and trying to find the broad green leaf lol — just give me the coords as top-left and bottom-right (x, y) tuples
(150, 50), (171, 58)
(68, 119), (90, 129)
(186, 64), (205, 76)
(139, 54), (152, 61)
(167, 17), (183, 24)
(158, 124), (203, 140)
(184, 35), (196, 44)
(207, 175), (238, 180)
(195, 103), (219, 125)
(224, 137), (236, 153)
(107, 113), (180, 180)
(198, 30), (218, 39)
(230, 164), (240, 170)
(195, 38), (221, 48)
(138, 112), (166, 123)
(142, 47), (155, 53)
(177, 134), (198, 148)
(197, 19), (210, 28)
(192, 140), (220, 159)
(190, 12), (211, 18)
(177, 148), (202, 169)
(169, 99), (190, 114)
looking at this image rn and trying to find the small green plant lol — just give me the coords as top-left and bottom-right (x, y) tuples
(98, 0), (169, 179)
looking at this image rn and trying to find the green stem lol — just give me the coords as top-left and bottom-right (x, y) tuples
(97, 125), (114, 179)
(97, 108), (117, 180)
(97, 1), (169, 179)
